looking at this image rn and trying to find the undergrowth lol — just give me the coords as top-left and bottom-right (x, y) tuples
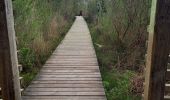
(85, 0), (150, 99)
(12, 1), (150, 99)
(13, 0), (74, 88)
(90, 28), (142, 100)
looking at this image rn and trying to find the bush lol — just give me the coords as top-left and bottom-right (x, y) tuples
(19, 47), (35, 72)
(86, 0), (151, 99)
(13, 0), (77, 87)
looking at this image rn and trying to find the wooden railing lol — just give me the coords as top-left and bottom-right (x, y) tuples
(0, 86), (2, 100)
(0, 0), (22, 100)
(17, 51), (24, 94)
(143, 0), (170, 100)
(164, 55), (170, 100)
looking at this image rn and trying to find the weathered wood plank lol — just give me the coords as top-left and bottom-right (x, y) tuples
(0, 0), (21, 100)
(167, 63), (170, 69)
(28, 83), (103, 88)
(38, 72), (101, 75)
(44, 64), (98, 66)
(42, 66), (99, 68)
(144, 0), (170, 100)
(166, 69), (170, 81)
(40, 69), (100, 73)
(37, 74), (101, 78)
(49, 56), (97, 59)
(41, 68), (99, 70)
(25, 88), (104, 92)
(46, 59), (97, 62)
(31, 80), (102, 84)
(43, 66), (99, 68)
(22, 96), (106, 100)
(34, 77), (102, 81)
(23, 92), (105, 96)
(45, 61), (98, 64)
(165, 96), (170, 100)
(48, 59), (97, 62)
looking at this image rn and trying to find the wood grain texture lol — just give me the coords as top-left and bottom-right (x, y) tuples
(22, 96), (106, 100)
(22, 16), (106, 100)
(144, 0), (170, 100)
(0, 0), (21, 100)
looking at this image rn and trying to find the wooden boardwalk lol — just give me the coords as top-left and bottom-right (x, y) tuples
(22, 16), (106, 100)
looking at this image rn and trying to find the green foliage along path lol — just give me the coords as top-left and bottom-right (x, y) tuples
(13, 0), (151, 100)
(13, 0), (82, 88)
(85, 0), (151, 100)
(22, 16), (106, 100)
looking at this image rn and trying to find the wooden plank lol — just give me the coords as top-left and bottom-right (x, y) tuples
(165, 96), (170, 100)
(165, 84), (170, 93)
(45, 61), (98, 64)
(163, 84), (170, 94)
(43, 66), (99, 68)
(57, 47), (94, 50)
(35, 78), (102, 81)
(37, 74), (101, 78)
(38, 72), (101, 75)
(44, 64), (98, 66)
(41, 68), (99, 70)
(42, 66), (99, 68)
(167, 63), (170, 69)
(46, 58), (97, 61)
(166, 69), (170, 80)
(58, 42), (92, 45)
(49, 56), (97, 59)
(28, 83), (103, 88)
(54, 50), (95, 53)
(31, 80), (102, 84)
(46, 59), (97, 62)
(59, 44), (93, 46)
(55, 48), (94, 51)
(22, 96), (106, 100)
(25, 87), (104, 92)
(0, 0), (21, 100)
(0, 87), (1, 97)
(23, 92), (105, 96)
(18, 64), (23, 72)
(144, 0), (170, 100)
(52, 54), (96, 56)
(48, 56), (96, 58)
(40, 69), (100, 73)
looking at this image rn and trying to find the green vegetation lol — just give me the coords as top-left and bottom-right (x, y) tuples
(13, 0), (82, 87)
(102, 70), (140, 100)
(85, 0), (151, 99)
(13, 0), (151, 99)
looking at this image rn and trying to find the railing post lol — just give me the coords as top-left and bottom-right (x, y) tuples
(0, 0), (21, 100)
(144, 0), (170, 100)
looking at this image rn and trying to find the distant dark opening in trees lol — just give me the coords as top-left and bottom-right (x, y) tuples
(79, 10), (83, 16)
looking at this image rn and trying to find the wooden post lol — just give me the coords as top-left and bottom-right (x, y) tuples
(0, 0), (21, 100)
(144, 0), (170, 100)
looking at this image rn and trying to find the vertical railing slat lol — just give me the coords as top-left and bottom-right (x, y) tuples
(0, 0), (21, 100)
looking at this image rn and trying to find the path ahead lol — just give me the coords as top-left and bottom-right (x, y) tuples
(22, 16), (106, 100)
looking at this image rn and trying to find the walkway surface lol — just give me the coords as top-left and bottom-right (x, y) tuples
(22, 16), (106, 100)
